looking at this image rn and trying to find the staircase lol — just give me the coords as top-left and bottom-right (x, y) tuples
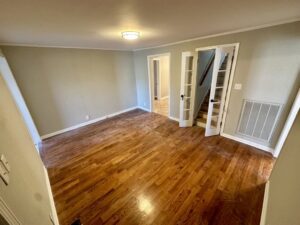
(195, 54), (228, 128)
(195, 92), (219, 128)
(196, 93), (209, 127)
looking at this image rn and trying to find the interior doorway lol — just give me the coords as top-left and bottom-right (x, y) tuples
(179, 43), (239, 136)
(147, 53), (170, 117)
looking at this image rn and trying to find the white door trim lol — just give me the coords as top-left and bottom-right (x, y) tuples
(195, 43), (240, 135)
(259, 181), (270, 225)
(179, 51), (198, 127)
(43, 166), (60, 225)
(273, 89), (300, 157)
(205, 47), (234, 136)
(0, 197), (22, 225)
(220, 43), (240, 134)
(147, 52), (171, 118)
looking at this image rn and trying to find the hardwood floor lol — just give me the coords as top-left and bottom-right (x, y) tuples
(153, 98), (169, 117)
(40, 109), (274, 225)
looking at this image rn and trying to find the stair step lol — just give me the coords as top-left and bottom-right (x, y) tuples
(196, 115), (218, 128)
(198, 111), (219, 119)
(198, 111), (207, 118)
(196, 118), (218, 127)
(201, 105), (208, 111)
(196, 118), (206, 128)
(201, 105), (220, 113)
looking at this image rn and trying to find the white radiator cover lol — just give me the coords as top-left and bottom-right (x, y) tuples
(237, 99), (282, 143)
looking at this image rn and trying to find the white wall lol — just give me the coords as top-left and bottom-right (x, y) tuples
(159, 56), (170, 98)
(0, 71), (55, 225)
(1, 46), (137, 136)
(0, 51), (40, 145)
(134, 21), (300, 148)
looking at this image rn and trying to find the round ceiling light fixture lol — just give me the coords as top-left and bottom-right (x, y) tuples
(122, 31), (140, 40)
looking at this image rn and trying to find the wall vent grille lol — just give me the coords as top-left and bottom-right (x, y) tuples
(237, 99), (282, 143)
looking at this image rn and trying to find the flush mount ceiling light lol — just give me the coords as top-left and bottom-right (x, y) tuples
(121, 31), (140, 40)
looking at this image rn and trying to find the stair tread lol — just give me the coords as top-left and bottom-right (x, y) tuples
(199, 111), (219, 116)
(196, 117), (206, 123)
(199, 110), (207, 115)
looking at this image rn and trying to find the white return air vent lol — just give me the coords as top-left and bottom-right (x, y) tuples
(237, 100), (282, 143)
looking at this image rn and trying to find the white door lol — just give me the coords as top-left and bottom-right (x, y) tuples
(179, 52), (197, 127)
(205, 47), (234, 136)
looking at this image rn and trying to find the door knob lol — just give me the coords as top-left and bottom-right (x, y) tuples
(181, 94), (184, 100)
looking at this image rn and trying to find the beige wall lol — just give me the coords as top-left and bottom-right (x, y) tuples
(264, 111), (300, 225)
(134, 21), (300, 147)
(0, 72), (53, 225)
(160, 55), (170, 98)
(1, 46), (137, 136)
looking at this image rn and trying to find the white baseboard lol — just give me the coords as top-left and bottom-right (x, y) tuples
(43, 167), (60, 225)
(274, 89), (300, 158)
(260, 181), (270, 225)
(137, 106), (178, 122)
(137, 106), (151, 112)
(41, 106), (138, 139)
(169, 116), (179, 122)
(0, 196), (21, 225)
(221, 133), (274, 155)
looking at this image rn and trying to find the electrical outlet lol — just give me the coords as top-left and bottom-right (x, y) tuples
(234, 83), (242, 90)
(85, 115), (90, 120)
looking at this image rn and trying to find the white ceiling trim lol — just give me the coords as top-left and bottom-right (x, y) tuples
(134, 18), (300, 51)
(0, 43), (130, 51)
(0, 18), (299, 52)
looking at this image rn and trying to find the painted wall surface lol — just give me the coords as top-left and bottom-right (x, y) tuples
(264, 111), (300, 225)
(1, 46), (137, 136)
(133, 22), (300, 147)
(0, 72), (53, 225)
(0, 53), (41, 144)
(160, 56), (170, 98)
(194, 50), (214, 117)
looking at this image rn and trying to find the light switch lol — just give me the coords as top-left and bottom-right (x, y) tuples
(0, 163), (9, 185)
(234, 83), (242, 90)
(1, 154), (10, 172)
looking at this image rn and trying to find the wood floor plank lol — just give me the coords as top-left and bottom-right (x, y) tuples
(40, 109), (274, 225)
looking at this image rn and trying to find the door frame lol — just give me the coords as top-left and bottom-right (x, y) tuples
(0, 196), (21, 225)
(147, 52), (171, 117)
(273, 88), (300, 157)
(152, 59), (161, 100)
(195, 43), (240, 135)
(179, 51), (198, 127)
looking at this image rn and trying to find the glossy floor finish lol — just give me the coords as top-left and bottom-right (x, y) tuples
(153, 98), (169, 117)
(40, 109), (274, 225)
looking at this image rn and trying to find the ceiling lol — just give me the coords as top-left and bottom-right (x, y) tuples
(0, 0), (299, 50)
